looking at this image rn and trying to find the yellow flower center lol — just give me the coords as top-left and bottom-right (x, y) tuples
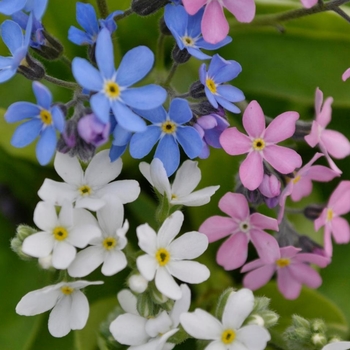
(221, 329), (236, 344)
(206, 78), (217, 94)
(182, 36), (194, 46)
(61, 286), (74, 295)
(53, 226), (68, 241)
(155, 248), (170, 266)
(161, 121), (177, 134)
(171, 193), (178, 200)
(79, 185), (92, 196)
(327, 208), (333, 222)
(40, 109), (52, 125)
(252, 138), (266, 151)
(104, 80), (120, 99)
(103, 237), (117, 250)
(292, 175), (301, 184)
(276, 258), (290, 268)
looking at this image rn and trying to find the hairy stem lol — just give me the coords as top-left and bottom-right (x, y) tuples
(115, 8), (133, 20)
(43, 75), (78, 90)
(96, 0), (109, 18)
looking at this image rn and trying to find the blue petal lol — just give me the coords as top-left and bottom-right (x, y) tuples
(187, 8), (203, 38)
(24, 0), (48, 20)
(95, 28), (115, 79)
(214, 60), (242, 84)
(164, 4), (187, 37)
(199, 63), (206, 84)
(111, 101), (147, 133)
(109, 144), (127, 161)
(11, 119), (42, 147)
(217, 85), (245, 102)
(68, 26), (93, 45)
(129, 126), (161, 158)
(168, 98), (192, 124)
(51, 105), (65, 133)
(121, 85), (167, 110)
(215, 96), (241, 114)
(208, 54), (228, 78)
(76, 2), (98, 35)
(187, 46), (210, 60)
(0, 56), (13, 68)
(112, 124), (132, 146)
(205, 88), (218, 108)
(176, 126), (203, 158)
(133, 105), (167, 124)
(197, 36), (232, 50)
(1, 20), (23, 55)
(24, 13), (33, 47)
(32, 81), (52, 109)
(116, 46), (154, 87)
(154, 135), (179, 176)
(0, 66), (16, 83)
(72, 57), (103, 91)
(36, 126), (56, 165)
(5, 102), (40, 122)
(0, 0), (26, 15)
(90, 92), (111, 124)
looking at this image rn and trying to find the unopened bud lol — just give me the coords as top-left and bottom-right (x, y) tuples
(293, 119), (312, 141)
(303, 204), (324, 221)
(311, 333), (327, 347)
(215, 288), (235, 320)
(172, 44), (191, 64)
(137, 292), (158, 318)
(38, 254), (53, 269)
(190, 80), (206, 99)
(149, 283), (169, 305)
(78, 113), (110, 147)
(32, 30), (63, 60)
(128, 274), (148, 294)
(131, 0), (169, 16)
(18, 54), (45, 80)
(159, 16), (171, 35)
(11, 225), (37, 260)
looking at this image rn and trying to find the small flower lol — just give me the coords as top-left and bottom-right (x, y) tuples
(200, 54), (244, 113)
(305, 87), (350, 174)
(182, 0), (255, 44)
(164, 4), (231, 60)
(139, 158), (219, 207)
(22, 201), (101, 269)
(5, 81), (65, 165)
(199, 192), (279, 270)
(136, 211), (210, 300)
(180, 288), (270, 350)
(16, 280), (103, 337)
(220, 100), (302, 190)
(314, 180), (350, 257)
(72, 28), (167, 131)
(38, 150), (140, 211)
(241, 238), (330, 299)
(130, 98), (203, 176)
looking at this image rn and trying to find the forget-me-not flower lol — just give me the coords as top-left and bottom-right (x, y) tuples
(129, 98), (203, 176)
(69, 2), (122, 46)
(5, 81), (65, 165)
(200, 53), (245, 113)
(72, 28), (167, 132)
(164, 4), (231, 60)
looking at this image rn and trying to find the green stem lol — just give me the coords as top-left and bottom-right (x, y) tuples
(96, 0), (109, 18)
(60, 55), (72, 68)
(155, 33), (165, 73)
(163, 62), (178, 87)
(115, 8), (133, 20)
(43, 75), (78, 90)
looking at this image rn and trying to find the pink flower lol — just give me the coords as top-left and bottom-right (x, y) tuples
(241, 239), (330, 300)
(278, 153), (339, 222)
(199, 192), (278, 270)
(220, 100), (302, 191)
(342, 68), (350, 82)
(305, 88), (350, 174)
(314, 180), (350, 257)
(182, 0), (255, 44)
(300, 0), (317, 8)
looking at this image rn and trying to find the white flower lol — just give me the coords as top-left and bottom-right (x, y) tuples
(16, 280), (103, 338)
(180, 288), (271, 350)
(68, 196), (128, 277)
(322, 341), (350, 350)
(38, 150), (140, 211)
(139, 158), (219, 206)
(22, 201), (101, 269)
(136, 211), (210, 300)
(110, 285), (191, 349)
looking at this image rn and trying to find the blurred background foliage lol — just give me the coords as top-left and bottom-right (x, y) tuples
(1, 0), (350, 349)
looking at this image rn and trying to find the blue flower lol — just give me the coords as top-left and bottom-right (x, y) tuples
(164, 4), (231, 60)
(72, 28), (167, 132)
(5, 81), (65, 165)
(200, 54), (245, 113)
(23, 0), (48, 20)
(0, 15), (32, 83)
(0, 0), (26, 15)
(68, 2), (122, 46)
(129, 98), (203, 176)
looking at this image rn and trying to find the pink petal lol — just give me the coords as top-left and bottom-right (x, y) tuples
(301, 0), (318, 8)
(294, 252), (330, 267)
(264, 111), (299, 143)
(280, 246), (300, 258)
(242, 264), (276, 290)
(314, 208), (327, 231)
(277, 267), (302, 300)
(277, 184), (293, 223)
(250, 212), (279, 231)
(250, 229), (280, 263)
(239, 151), (263, 190)
(263, 145), (302, 174)
(331, 216), (350, 244)
(304, 121), (320, 147)
(342, 67), (350, 81)
(306, 165), (339, 182)
(218, 192), (249, 220)
(220, 127), (251, 155)
(317, 96), (333, 127)
(329, 181), (350, 214)
(323, 225), (333, 257)
(289, 263), (322, 288)
(199, 216), (237, 242)
(223, 0), (256, 23)
(321, 129), (350, 159)
(314, 87), (323, 116)
(241, 258), (266, 273)
(242, 100), (265, 138)
(216, 232), (249, 270)
(182, 0), (207, 15)
(290, 177), (312, 202)
(201, 1), (228, 44)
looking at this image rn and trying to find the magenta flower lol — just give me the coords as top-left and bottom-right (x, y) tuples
(241, 239), (330, 300)
(182, 0), (255, 44)
(220, 100), (302, 191)
(278, 153), (339, 223)
(199, 192), (279, 270)
(314, 180), (350, 257)
(305, 88), (350, 174)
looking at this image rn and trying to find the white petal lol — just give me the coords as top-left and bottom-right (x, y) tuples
(222, 289), (255, 330)
(52, 241), (76, 269)
(70, 291), (89, 330)
(157, 211), (183, 248)
(180, 309), (223, 340)
(149, 158), (171, 199)
(85, 150), (122, 186)
(137, 254), (157, 281)
(172, 160), (201, 197)
(236, 325), (271, 349)
(58, 201), (74, 228)
(54, 152), (83, 186)
(117, 289), (138, 315)
(169, 232), (208, 259)
(172, 186), (220, 207)
(48, 296), (72, 337)
(38, 179), (77, 206)
(101, 250), (127, 276)
(137, 224), (157, 255)
(73, 207), (99, 227)
(139, 162), (154, 186)
(206, 341), (227, 350)
(170, 284), (191, 327)
(22, 232), (54, 258)
(75, 197), (106, 211)
(145, 311), (172, 337)
(97, 196), (124, 235)
(97, 180), (140, 203)
(68, 280), (104, 289)
(110, 313), (149, 345)
(167, 261), (210, 284)
(323, 342), (350, 350)
(68, 224), (101, 248)
(155, 267), (182, 300)
(33, 201), (58, 231)
(67, 246), (104, 277)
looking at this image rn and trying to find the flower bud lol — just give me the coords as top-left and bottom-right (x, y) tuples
(128, 274), (148, 294)
(293, 119), (312, 141)
(78, 113), (110, 147)
(18, 54), (45, 80)
(190, 80), (206, 99)
(11, 225), (37, 261)
(149, 282), (169, 305)
(131, 0), (169, 16)
(215, 288), (235, 320)
(137, 292), (159, 318)
(311, 333), (327, 347)
(38, 254), (53, 269)
(310, 319), (327, 333)
(159, 16), (172, 36)
(32, 30), (64, 60)
(172, 44), (191, 64)
(303, 204), (324, 221)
